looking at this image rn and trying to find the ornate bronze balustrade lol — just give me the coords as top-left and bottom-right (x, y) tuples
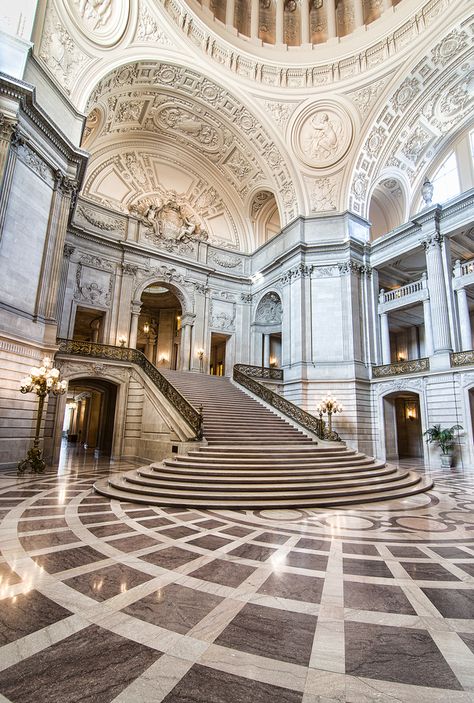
(234, 363), (283, 381)
(373, 358), (430, 378)
(450, 350), (474, 367)
(233, 365), (337, 441)
(56, 339), (203, 439)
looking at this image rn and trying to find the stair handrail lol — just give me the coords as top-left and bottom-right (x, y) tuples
(56, 338), (203, 440)
(233, 363), (283, 381)
(233, 364), (340, 441)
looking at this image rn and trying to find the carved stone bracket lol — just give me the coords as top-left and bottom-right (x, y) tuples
(281, 264), (314, 285)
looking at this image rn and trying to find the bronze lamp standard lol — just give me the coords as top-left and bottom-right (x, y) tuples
(316, 395), (343, 440)
(18, 356), (67, 474)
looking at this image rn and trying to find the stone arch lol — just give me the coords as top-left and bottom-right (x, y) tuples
(254, 291), (283, 326)
(252, 290), (283, 368)
(375, 381), (428, 463)
(248, 188), (282, 247)
(133, 275), (193, 317)
(368, 174), (408, 240)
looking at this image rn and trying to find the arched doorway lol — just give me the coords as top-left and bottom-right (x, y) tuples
(63, 378), (117, 457)
(368, 178), (406, 241)
(253, 291), (283, 367)
(138, 283), (182, 369)
(383, 391), (423, 460)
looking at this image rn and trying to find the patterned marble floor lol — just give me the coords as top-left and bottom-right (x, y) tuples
(1, 450), (474, 703)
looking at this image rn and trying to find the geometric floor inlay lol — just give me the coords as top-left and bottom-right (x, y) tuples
(1, 454), (474, 702)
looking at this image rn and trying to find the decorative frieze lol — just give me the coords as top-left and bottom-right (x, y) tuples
(281, 264), (314, 285)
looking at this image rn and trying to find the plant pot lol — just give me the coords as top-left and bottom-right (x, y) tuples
(440, 453), (453, 468)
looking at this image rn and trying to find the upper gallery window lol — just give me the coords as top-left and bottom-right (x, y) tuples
(431, 152), (461, 204)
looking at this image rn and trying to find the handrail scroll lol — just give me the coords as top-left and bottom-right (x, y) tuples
(233, 364), (339, 441)
(56, 339), (203, 440)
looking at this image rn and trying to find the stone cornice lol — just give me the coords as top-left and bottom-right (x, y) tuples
(0, 72), (89, 183)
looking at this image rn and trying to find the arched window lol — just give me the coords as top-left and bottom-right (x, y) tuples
(432, 152), (461, 204)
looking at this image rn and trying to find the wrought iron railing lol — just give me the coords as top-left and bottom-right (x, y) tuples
(233, 365), (339, 441)
(234, 363), (284, 381)
(450, 350), (474, 368)
(373, 357), (430, 378)
(56, 339), (203, 439)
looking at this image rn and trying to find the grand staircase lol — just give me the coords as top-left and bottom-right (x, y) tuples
(94, 370), (433, 508)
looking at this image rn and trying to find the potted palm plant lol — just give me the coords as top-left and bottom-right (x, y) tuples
(424, 424), (462, 468)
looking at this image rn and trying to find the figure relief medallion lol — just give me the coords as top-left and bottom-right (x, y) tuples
(63, 0), (130, 46)
(292, 101), (353, 169)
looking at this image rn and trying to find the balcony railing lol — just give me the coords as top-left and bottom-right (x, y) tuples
(373, 358), (430, 377)
(379, 276), (426, 304)
(451, 350), (474, 367)
(56, 339), (203, 439)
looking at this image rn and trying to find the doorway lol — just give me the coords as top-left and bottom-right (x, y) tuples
(138, 284), (182, 369)
(64, 379), (117, 456)
(73, 307), (105, 342)
(383, 391), (423, 459)
(210, 333), (229, 376)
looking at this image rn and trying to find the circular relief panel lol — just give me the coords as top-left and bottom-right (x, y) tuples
(292, 101), (353, 169)
(64, 0), (130, 47)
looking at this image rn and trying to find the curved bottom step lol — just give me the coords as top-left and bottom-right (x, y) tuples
(94, 472), (433, 509)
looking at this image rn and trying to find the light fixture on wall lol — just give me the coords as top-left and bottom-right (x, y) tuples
(18, 357), (67, 474)
(269, 357), (277, 367)
(143, 321), (150, 335)
(405, 403), (417, 421)
(197, 348), (204, 373)
(397, 353), (405, 362)
(160, 355), (168, 365)
(118, 335), (127, 347)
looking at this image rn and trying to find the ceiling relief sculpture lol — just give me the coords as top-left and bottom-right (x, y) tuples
(62, 0), (130, 46)
(80, 61), (299, 250)
(83, 147), (243, 250)
(350, 21), (473, 217)
(292, 102), (354, 170)
(129, 193), (209, 254)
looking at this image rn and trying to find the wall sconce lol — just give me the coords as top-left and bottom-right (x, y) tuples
(405, 403), (417, 421)
(118, 335), (127, 348)
(269, 357), (277, 367)
(68, 401), (77, 410)
(197, 348), (204, 372)
(143, 322), (150, 335)
(397, 353), (405, 362)
(160, 355), (168, 365)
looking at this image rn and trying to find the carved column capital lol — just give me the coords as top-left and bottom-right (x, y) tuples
(422, 232), (444, 251)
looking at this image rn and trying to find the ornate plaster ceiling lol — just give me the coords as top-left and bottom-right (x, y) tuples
(81, 60), (303, 251)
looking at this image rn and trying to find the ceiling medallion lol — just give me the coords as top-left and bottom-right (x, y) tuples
(64, 0), (130, 47)
(292, 101), (353, 169)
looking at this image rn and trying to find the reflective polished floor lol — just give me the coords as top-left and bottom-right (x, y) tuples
(1, 448), (474, 702)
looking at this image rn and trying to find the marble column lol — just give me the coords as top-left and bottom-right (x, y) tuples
(251, 0), (259, 37)
(423, 234), (452, 353)
(276, 0), (284, 43)
(0, 116), (19, 235)
(353, 0), (364, 26)
(422, 298), (434, 357)
(36, 172), (77, 326)
(129, 302), (142, 348)
(457, 286), (472, 351)
(380, 312), (391, 364)
(179, 323), (193, 371)
(326, 0), (337, 38)
(226, 0), (235, 26)
(301, 0), (310, 43)
(263, 333), (271, 367)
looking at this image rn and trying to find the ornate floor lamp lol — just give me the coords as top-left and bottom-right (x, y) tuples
(18, 356), (67, 474)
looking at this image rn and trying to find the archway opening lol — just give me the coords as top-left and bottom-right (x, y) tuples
(63, 378), (117, 458)
(73, 307), (106, 342)
(383, 391), (422, 460)
(138, 283), (182, 369)
(253, 291), (283, 367)
(368, 179), (405, 241)
(251, 190), (281, 247)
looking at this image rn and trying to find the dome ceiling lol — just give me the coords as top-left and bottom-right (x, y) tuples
(82, 61), (301, 252)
